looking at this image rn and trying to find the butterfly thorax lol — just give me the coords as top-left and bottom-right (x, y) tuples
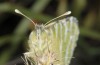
(26, 23), (61, 65)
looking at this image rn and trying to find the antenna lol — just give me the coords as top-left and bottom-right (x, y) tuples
(44, 11), (71, 26)
(15, 9), (36, 26)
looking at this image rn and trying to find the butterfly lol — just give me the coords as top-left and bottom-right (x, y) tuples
(15, 9), (79, 65)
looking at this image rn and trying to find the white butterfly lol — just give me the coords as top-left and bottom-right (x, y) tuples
(15, 9), (79, 65)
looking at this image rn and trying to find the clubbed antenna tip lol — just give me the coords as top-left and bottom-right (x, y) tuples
(14, 9), (36, 25)
(15, 9), (21, 14)
(63, 11), (71, 16)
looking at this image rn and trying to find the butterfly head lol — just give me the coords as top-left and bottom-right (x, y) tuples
(35, 24), (45, 31)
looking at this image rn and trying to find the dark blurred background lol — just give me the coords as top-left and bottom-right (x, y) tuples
(0, 0), (100, 65)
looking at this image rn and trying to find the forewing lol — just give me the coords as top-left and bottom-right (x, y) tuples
(44, 16), (79, 65)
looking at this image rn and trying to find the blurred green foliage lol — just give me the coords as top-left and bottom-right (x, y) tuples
(0, 0), (100, 65)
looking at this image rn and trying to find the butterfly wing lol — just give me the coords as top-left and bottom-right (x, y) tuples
(44, 16), (79, 65)
(25, 16), (79, 65)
